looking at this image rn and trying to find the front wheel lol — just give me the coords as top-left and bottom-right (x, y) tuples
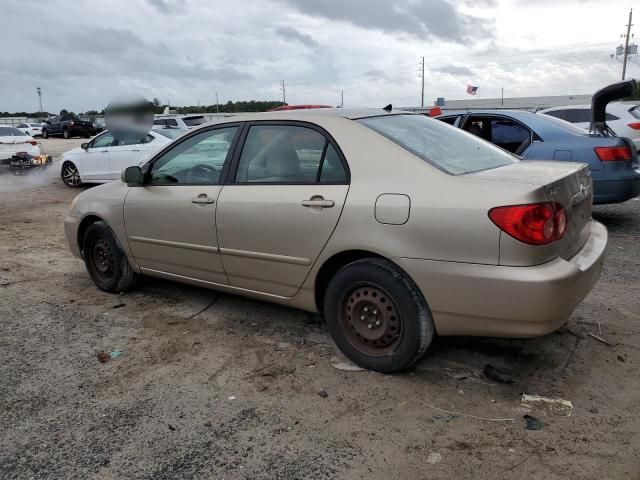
(83, 221), (138, 293)
(42, 129), (48, 139)
(324, 258), (435, 373)
(63, 128), (70, 139)
(61, 161), (82, 187)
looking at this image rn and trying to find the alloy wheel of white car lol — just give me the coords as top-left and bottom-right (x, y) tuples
(61, 162), (82, 187)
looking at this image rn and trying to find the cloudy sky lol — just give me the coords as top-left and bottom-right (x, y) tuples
(1, 0), (638, 113)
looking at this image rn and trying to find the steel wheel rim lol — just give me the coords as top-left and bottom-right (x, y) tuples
(92, 238), (114, 280)
(338, 284), (402, 357)
(63, 164), (81, 186)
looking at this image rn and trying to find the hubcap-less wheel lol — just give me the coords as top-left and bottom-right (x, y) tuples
(62, 163), (81, 186)
(339, 285), (402, 357)
(92, 238), (114, 281)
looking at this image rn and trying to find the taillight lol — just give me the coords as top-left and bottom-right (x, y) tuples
(27, 140), (37, 146)
(594, 146), (632, 162)
(489, 202), (567, 245)
(627, 122), (640, 130)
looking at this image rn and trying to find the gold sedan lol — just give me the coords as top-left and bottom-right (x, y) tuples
(64, 109), (607, 372)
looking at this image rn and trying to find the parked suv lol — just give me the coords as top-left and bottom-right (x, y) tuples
(42, 114), (97, 139)
(539, 103), (640, 148)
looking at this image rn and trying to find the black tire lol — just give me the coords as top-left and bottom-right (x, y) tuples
(61, 161), (82, 187)
(42, 129), (48, 139)
(82, 221), (138, 293)
(324, 258), (434, 373)
(63, 128), (70, 139)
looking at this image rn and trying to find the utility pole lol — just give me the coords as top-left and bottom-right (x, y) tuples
(36, 87), (43, 117)
(281, 80), (286, 104)
(501, 87), (504, 107)
(341, 90), (344, 108)
(215, 91), (219, 113)
(418, 56), (425, 108)
(622, 8), (633, 80)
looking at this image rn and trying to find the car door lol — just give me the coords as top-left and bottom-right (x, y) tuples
(79, 131), (116, 181)
(107, 134), (148, 179)
(123, 125), (240, 284)
(216, 122), (350, 297)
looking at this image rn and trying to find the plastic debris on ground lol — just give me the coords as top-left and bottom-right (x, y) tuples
(521, 394), (573, 417)
(524, 414), (543, 430)
(331, 361), (364, 372)
(109, 349), (122, 359)
(318, 388), (329, 398)
(426, 452), (442, 464)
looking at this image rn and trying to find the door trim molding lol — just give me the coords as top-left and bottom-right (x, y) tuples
(129, 236), (220, 253)
(219, 247), (310, 266)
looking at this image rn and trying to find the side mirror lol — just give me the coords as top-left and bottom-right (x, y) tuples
(122, 166), (144, 186)
(80, 143), (89, 150)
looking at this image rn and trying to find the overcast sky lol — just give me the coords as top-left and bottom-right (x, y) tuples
(1, 0), (638, 112)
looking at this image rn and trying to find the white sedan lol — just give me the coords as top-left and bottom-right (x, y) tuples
(16, 122), (44, 137)
(0, 126), (41, 165)
(60, 128), (186, 187)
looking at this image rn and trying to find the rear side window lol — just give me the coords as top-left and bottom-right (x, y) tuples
(357, 114), (516, 175)
(562, 108), (591, 123)
(235, 125), (347, 183)
(183, 116), (206, 127)
(629, 106), (640, 119)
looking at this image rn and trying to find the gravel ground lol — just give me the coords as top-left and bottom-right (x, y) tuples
(1, 138), (639, 479)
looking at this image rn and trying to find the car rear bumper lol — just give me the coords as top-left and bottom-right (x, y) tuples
(64, 215), (82, 258)
(396, 220), (607, 338)
(593, 171), (640, 204)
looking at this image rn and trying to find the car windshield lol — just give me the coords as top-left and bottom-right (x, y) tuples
(154, 128), (188, 139)
(183, 116), (206, 127)
(29, 123), (41, 127)
(357, 114), (517, 175)
(0, 126), (26, 136)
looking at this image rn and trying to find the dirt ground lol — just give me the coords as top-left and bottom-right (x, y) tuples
(1, 138), (639, 479)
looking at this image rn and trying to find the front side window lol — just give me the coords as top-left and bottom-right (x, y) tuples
(91, 132), (116, 148)
(234, 125), (347, 183)
(149, 127), (238, 185)
(358, 114), (516, 175)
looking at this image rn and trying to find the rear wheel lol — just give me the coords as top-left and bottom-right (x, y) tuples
(83, 221), (138, 293)
(61, 162), (82, 187)
(324, 258), (435, 373)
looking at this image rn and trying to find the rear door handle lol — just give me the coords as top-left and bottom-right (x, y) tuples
(191, 194), (215, 204)
(301, 199), (335, 208)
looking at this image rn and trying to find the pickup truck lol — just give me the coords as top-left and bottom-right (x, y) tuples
(42, 115), (97, 139)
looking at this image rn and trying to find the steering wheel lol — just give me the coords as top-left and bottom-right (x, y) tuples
(187, 163), (219, 183)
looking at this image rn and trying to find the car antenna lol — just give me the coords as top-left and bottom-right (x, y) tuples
(383, 104), (392, 112)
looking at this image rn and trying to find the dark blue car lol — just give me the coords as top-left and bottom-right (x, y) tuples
(436, 82), (640, 204)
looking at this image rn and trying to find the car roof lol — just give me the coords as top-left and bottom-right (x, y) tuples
(195, 108), (408, 129)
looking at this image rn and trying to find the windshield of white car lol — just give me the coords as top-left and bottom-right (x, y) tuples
(183, 116), (206, 127)
(0, 127), (27, 136)
(154, 128), (188, 139)
(356, 114), (517, 175)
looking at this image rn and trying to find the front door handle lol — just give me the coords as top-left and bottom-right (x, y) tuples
(301, 198), (335, 208)
(191, 194), (215, 204)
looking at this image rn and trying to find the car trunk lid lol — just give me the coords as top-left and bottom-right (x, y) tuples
(470, 161), (594, 265)
(590, 79), (636, 135)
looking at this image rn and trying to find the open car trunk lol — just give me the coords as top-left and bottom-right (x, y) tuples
(590, 79), (636, 135)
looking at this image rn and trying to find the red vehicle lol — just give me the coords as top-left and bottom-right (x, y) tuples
(266, 104), (332, 112)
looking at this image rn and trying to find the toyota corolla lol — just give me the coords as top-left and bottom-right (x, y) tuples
(64, 109), (607, 372)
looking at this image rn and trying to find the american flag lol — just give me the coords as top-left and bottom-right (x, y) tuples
(466, 85), (479, 95)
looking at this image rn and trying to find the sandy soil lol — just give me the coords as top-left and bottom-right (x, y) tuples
(1, 138), (639, 479)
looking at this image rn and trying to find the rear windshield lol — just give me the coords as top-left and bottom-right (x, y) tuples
(183, 116), (206, 127)
(0, 126), (26, 136)
(357, 114), (516, 175)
